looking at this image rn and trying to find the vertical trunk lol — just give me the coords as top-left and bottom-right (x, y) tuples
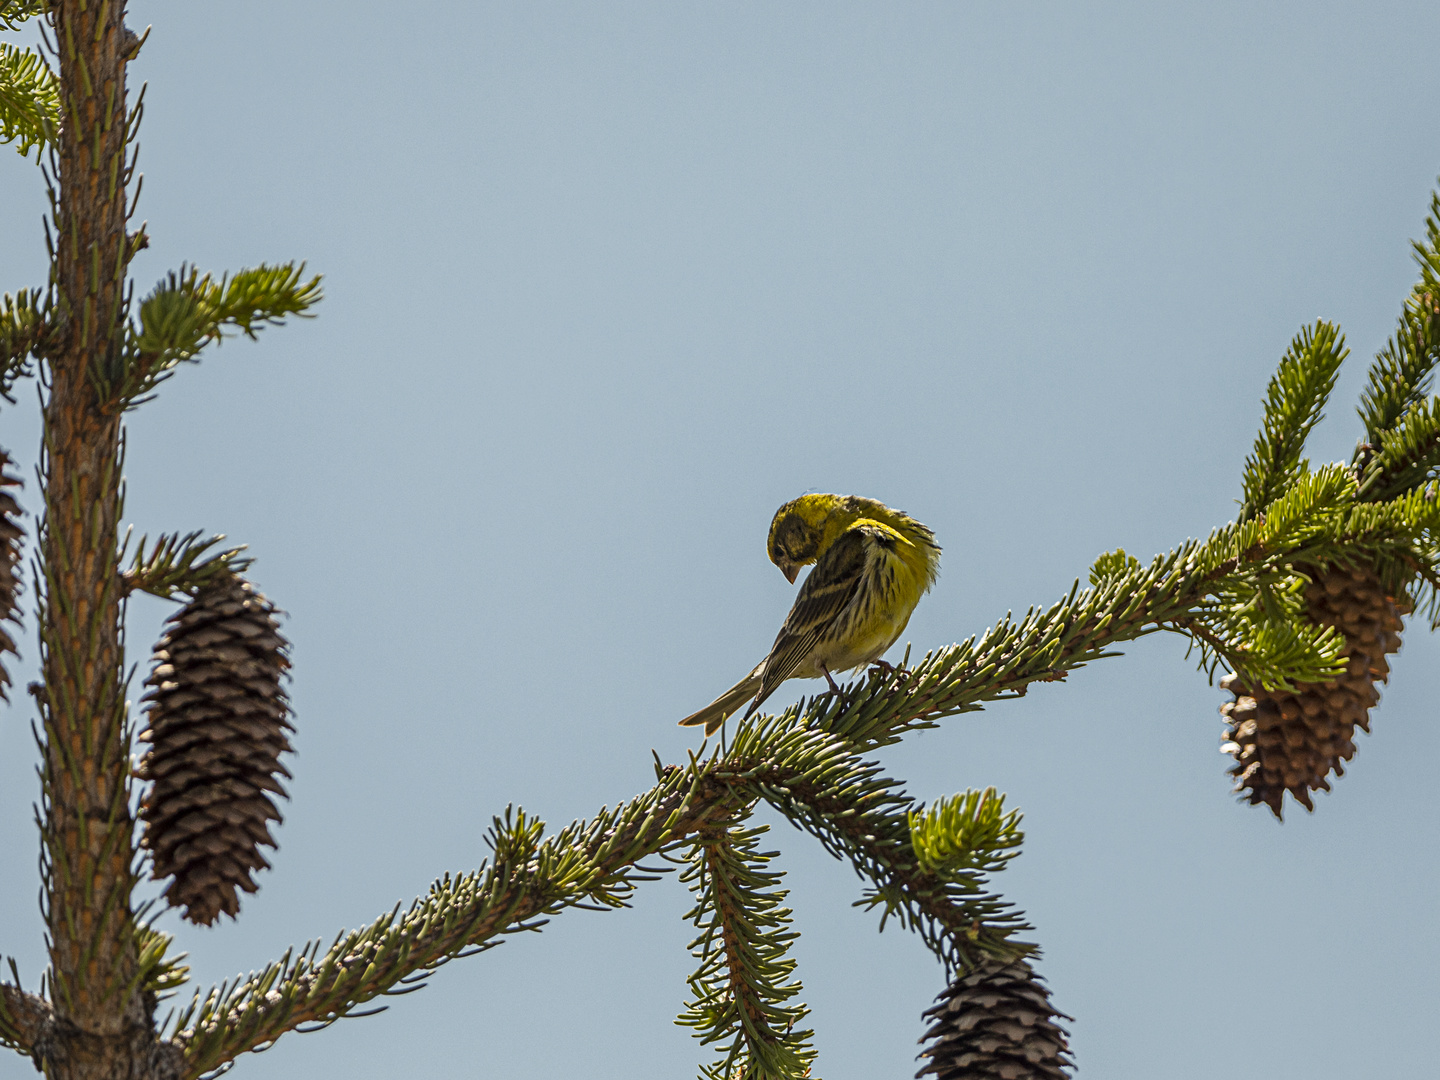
(34, 2), (165, 1077)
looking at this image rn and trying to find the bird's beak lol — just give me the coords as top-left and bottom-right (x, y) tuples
(781, 562), (800, 584)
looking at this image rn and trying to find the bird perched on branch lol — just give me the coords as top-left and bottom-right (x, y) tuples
(679, 494), (941, 736)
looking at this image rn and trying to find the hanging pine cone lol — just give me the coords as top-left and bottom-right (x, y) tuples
(916, 958), (1073, 1080)
(1220, 563), (1409, 819)
(0, 450), (22, 701)
(138, 572), (293, 925)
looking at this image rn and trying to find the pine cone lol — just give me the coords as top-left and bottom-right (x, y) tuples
(1220, 564), (1408, 818)
(0, 450), (22, 701)
(138, 573), (293, 925)
(916, 958), (1073, 1080)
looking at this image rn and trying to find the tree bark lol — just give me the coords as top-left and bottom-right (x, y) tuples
(33, 2), (162, 1076)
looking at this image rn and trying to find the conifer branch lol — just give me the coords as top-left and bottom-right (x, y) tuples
(0, 968), (53, 1057)
(1, 287), (51, 400)
(677, 811), (815, 1080)
(909, 788), (1024, 877)
(0, 41), (58, 159)
(154, 445), (1440, 1076)
(1356, 190), (1440, 448)
(166, 700), (1050, 1075)
(169, 722), (1042, 1078)
(135, 926), (191, 1000)
(724, 723), (1033, 973)
(1240, 321), (1348, 520)
(109, 264), (322, 409)
(1357, 396), (1440, 501)
(121, 530), (251, 600)
(1357, 305), (1439, 461)
(168, 767), (728, 1078)
(0, 2), (47, 32)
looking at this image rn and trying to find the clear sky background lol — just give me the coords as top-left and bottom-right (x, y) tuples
(2, 3), (1438, 1078)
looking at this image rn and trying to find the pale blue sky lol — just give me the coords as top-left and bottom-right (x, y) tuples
(2, 3), (1438, 1078)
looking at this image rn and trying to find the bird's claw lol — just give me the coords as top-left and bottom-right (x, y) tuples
(869, 660), (907, 682)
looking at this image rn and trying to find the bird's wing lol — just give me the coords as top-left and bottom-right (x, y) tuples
(747, 525), (870, 714)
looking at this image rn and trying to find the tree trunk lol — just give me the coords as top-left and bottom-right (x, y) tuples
(32, 3), (168, 1076)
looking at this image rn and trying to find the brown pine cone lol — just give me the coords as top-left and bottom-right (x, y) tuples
(138, 573), (293, 925)
(1220, 564), (1408, 818)
(917, 958), (1073, 1080)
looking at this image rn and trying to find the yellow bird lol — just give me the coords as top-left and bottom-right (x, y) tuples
(679, 494), (941, 736)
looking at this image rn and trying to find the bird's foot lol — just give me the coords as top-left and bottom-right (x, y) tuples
(820, 663), (842, 695)
(869, 659), (911, 684)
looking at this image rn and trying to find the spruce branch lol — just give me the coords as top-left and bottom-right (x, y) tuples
(110, 264), (322, 409)
(1415, 189), (1440, 298)
(1172, 466), (1360, 688)
(1358, 395), (1440, 501)
(155, 453), (1440, 1076)
(167, 723), (1034, 1077)
(789, 473), (1430, 721)
(677, 810), (815, 1080)
(167, 711), (1046, 1078)
(909, 788), (1024, 878)
(135, 926), (191, 1000)
(121, 530), (251, 600)
(1357, 305), (1439, 462)
(1088, 548), (1140, 585)
(0, 2), (46, 32)
(0, 963), (53, 1058)
(168, 766), (722, 1078)
(0, 41), (58, 159)
(1216, 294), (1440, 815)
(1173, 609), (1344, 690)
(723, 718), (1033, 973)
(1240, 320), (1348, 520)
(1357, 190), (1440, 449)
(1, 287), (51, 400)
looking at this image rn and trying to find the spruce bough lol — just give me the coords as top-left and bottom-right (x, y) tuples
(3, 4), (1439, 1078)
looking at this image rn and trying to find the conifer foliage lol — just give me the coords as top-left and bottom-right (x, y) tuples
(1218, 192), (1440, 817)
(2, 4), (1440, 1080)
(1220, 566), (1409, 816)
(678, 812), (816, 1080)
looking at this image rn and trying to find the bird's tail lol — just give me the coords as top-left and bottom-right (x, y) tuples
(678, 668), (763, 736)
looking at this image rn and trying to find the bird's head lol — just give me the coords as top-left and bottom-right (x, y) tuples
(766, 493), (874, 583)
